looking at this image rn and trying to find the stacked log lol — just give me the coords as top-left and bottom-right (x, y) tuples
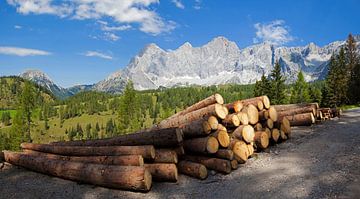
(4, 93), (316, 192)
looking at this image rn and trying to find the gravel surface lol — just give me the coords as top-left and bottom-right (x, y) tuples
(1, 108), (360, 199)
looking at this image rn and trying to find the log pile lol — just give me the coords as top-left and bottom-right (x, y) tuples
(2, 93), (341, 192)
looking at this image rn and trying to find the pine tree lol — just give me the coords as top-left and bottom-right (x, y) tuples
(309, 86), (322, 104)
(118, 81), (141, 134)
(346, 34), (360, 103)
(254, 73), (271, 97)
(290, 71), (311, 103)
(1, 112), (11, 126)
(85, 123), (92, 139)
(269, 61), (287, 104)
(16, 81), (35, 142)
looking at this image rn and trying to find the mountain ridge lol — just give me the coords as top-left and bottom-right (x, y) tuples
(18, 35), (360, 97)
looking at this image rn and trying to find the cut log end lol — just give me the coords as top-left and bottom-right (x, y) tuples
(266, 119), (274, 129)
(272, 129), (280, 142)
(207, 137), (219, 154)
(245, 105), (259, 125)
(215, 93), (224, 105)
(230, 159), (238, 170)
(144, 169), (153, 190)
(215, 130), (230, 148)
(280, 117), (291, 135)
(262, 96), (271, 109)
(254, 131), (269, 149)
(268, 106), (278, 122)
(208, 116), (219, 130)
(237, 112), (249, 125)
(215, 104), (228, 119)
(257, 101), (264, 111)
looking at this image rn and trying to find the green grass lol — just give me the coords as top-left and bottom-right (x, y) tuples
(0, 111), (118, 144)
(0, 109), (17, 118)
(340, 104), (360, 110)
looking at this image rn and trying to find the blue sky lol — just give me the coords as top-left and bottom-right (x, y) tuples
(0, 0), (359, 87)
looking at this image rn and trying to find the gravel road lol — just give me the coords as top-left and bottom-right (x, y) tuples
(1, 108), (360, 199)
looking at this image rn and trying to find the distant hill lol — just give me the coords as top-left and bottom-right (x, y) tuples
(0, 76), (56, 109)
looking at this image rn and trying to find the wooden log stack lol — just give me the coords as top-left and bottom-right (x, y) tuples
(2, 93), (338, 192)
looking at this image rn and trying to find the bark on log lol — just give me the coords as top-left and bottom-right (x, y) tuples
(212, 149), (234, 160)
(22, 150), (144, 166)
(243, 105), (259, 125)
(212, 129), (230, 148)
(158, 104), (228, 129)
(180, 119), (211, 138)
(173, 146), (185, 156)
(225, 101), (243, 113)
(236, 112), (249, 125)
(283, 113), (315, 126)
(52, 127), (183, 148)
(183, 137), (219, 154)
(232, 125), (255, 143)
(3, 151), (152, 192)
(229, 140), (248, 164)
(152, 149), (178, 164)
(241, 96), (270, 109)
(222, 113), (240, 127)
(144, 163), (178, 182)
(208, 116), (219, 130)
(254, 131), (269, 149)
(277, 106), (316, 118)
(182, 155), (232, 174)
(273, 103), (319, 112)
(166, 94), (224, 120)
(21, 143), (156, 160)
(242, 99), (264, 111)
(177, 160), (208, 180)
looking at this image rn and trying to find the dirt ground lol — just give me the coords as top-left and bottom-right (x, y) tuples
(1, 108), (360, 199)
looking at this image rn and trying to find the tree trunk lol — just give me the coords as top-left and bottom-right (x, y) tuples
(177, 160), (208, 180)
(277, 117), (291, 135)
(232, 125), (255, 143)
(165, 94), (224, 120)
(51, 127), (183, 148)
(157, 104), (228, 129)
(236, 112), (249, 125)
(283, 113), (315, 126)
(254, 123), (263, 131)
(254, 131), (269, 150)
(22, 150), (144, 166)
(212, 129), (230, 148)
(273, 103), (319, 112)
(222, 113), (240, 127)
(182, 155), (232, 174)
(225, 101), (243, 113)
(183, 137), (219, 154)
(264, 118), (274, 129)
(3, 151), (152, 192)
(152, 149), (178, 164)
(265, 128), (272, 140)
(179, 118), (211, 138)
(173, 146), (185, 156)
(243, 105), (259, 125)
(280, 130), (288, 140)
(21, 143), (156, 160)
(258, 110), (268, 121)
(144, 163), (178, 182)
(229, 139), (248, 163)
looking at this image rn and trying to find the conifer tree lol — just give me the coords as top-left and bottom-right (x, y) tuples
(346, 34), (360, 103)
(290, 71), (310, 103)
(269, 61), (287, 104)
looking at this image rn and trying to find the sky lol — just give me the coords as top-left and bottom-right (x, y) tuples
(0, 0), (359, 88)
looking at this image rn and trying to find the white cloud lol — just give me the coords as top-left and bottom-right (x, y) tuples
(193, 0), (202, 10)
(7, 0), (176, 35)
(0, 46), (51, 56)
(103, 32), (120, 41)
(84, 51), (113, 60)
(98, 21), (131, 32)
(172, 0), (184, 9)
(253, 20), (294, 46)
(14, 25), (22, 29)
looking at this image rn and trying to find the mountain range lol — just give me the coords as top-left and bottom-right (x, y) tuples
(18, 35), (360, 98)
